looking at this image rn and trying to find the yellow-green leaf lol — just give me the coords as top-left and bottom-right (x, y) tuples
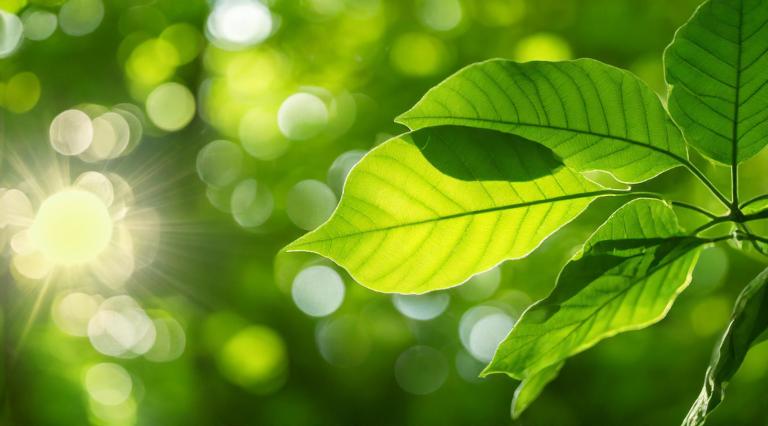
(286, 126), (616, 294)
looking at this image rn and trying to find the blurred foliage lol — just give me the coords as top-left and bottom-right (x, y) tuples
(1, 0), (768, 425)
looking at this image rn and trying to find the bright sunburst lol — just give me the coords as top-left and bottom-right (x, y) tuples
(1, 103), (164, 291)
(3, 168), (154, 286)
(0, 103), (191, 365)
(32, 188), (113, 265)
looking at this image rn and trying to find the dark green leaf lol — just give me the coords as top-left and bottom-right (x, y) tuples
(511, 362), (564, 419)
(684, 267), (768, 426)
(665, 0), (768, 164)
(484, 199), (706, 388)
(397, 59), (688, 184)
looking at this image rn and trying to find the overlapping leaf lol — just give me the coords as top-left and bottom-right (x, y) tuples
(483, 199), (707, 412)
(684, 267), (768, 426)
(665, 0), (768, 165)
(286, 126), (614, 294)
(396, 59), (688, 184)
(511, 362), (563, 419)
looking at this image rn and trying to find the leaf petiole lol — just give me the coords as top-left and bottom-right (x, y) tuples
(627, 192), (719, 220)
(681, 160), (732, 210)
(742, 208), (768, 223)
(693, 222), (768, 258)
(689, 205), (768, 236)
(701, 233), (768, 247)
(670, 201), (720, 220)
(692, 217), (732, 235)
(740, 194), (768, 211)
(737, 223), (768, 256)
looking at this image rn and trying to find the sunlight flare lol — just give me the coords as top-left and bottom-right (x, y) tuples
(31, 189), (113, 265)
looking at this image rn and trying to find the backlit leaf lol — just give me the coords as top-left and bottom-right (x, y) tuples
(286, 126), (615, 294)
(665, 0), (768, 165)
(483, 199), (706, 392)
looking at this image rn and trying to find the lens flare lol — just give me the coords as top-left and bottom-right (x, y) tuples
(31, 189), (113, 265)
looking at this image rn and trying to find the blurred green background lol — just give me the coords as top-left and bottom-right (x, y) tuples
(1, 0), (768, 425)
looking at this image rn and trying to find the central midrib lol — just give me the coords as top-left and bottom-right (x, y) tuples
(291, 190), (623, 247)
(731, 0), (745, 203)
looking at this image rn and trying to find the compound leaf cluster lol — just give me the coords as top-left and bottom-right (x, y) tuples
(288, 0), (768, 423)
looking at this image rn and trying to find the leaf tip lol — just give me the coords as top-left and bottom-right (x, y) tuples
(478, 363), (500, 379)
(510, 404), (525, 420)
(393, 110), (413, 128)
(282, 232), (317, 254)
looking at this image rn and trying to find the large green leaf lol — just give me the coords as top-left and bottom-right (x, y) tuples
(665, 0), (768, 165)
(396, 59), (688, 184)
(286, 126), (615, 294)
(483, 199), (705, 387)
(684, 267), (768, 426)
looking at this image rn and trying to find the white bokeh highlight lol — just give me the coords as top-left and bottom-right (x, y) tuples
(292, 265), (345, 317)
(49, 109), (94, 156)
(206, 0), (273, 50)
(392, 293), (450, 321)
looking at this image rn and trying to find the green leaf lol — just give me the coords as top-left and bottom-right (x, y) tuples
(684, 267), (768, 426)
(286, 126), (616, 294)
(483, 199), (705, 382)
(665, 0), (768, 165)
(511, 362), (563, 419)
(396, 58), (688, 184)
(742, 198), (768, 214)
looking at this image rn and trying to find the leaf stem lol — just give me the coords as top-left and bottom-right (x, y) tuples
(746, 234), (768, 245)
(703, 233), (768, 248)
(627, 192), (719, 219)
(692, 216), (733, 235)
(681, 160), (732, 209)
(705, 235), (736, 244)
(738, 223), (768, 256)
(743, 208), (768, 222)
(740, 194), (768, 210)
(670, 201), (720, 220)
(691, 207), (768, 237)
